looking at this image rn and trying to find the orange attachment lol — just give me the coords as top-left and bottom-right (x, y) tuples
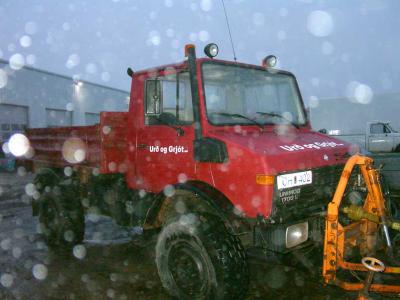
(322, 154), (400, 294)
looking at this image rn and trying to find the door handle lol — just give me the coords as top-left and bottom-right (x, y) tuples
(137, 144), (147, 149)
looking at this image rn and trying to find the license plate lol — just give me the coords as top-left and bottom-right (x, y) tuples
(277, 171), (312, 190)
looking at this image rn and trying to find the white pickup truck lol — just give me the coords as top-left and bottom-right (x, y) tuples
(326, 121), (400, 153)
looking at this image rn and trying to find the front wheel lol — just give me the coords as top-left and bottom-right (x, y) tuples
(155, 213), (249, 300)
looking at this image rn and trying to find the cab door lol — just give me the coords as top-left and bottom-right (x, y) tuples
(368, 123), (392, 152)
(135, 71), (196, 192)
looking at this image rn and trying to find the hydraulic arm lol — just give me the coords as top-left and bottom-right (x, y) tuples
(323, 154), (400, 294)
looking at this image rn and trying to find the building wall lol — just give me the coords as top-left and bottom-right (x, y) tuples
(0, 60), (129, 138)
(310, 93), (400, 134)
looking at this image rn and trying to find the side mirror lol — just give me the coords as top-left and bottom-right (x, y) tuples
(127, 67), (134, 77)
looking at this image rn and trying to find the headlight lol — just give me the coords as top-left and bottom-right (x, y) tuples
(286, 222), (308, 248)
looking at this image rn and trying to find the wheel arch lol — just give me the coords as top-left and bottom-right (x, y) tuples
(143, 180), (250, 236)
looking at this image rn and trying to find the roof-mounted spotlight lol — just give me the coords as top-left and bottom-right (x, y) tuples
(204, 43), (219, 59)
(262, 55), (277, 68)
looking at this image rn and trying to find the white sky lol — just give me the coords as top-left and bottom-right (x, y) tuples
(1, 0), (400, 103)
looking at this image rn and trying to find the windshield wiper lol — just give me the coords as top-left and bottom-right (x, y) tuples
(210, 112), (264, 130)
(255, 111), (300, 129)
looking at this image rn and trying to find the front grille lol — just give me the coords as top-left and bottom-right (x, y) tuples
(270, 164), (346, 222)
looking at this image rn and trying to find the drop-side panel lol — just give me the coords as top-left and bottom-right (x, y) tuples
(25, 112), (128, 173)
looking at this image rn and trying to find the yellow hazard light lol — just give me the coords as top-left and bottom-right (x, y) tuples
(256, 175), (275, 185)
(185, 44), (196, 57)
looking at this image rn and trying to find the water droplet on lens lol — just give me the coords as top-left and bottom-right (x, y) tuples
(0, 273), (14, 288)
(32, 264), (48, 280)
(1, 238), (11, 250)
(253, 13), (265, 26)
(107, 289), (116, 298)
(73, 244), (87, 259)
(163, 185), (175, 197)
(20, 35), (32, 48)
(177, 173), (187, 183)
(25, 183), (36, 196)
(64, 230), (74, 242)
(12, 247), (22, 258)
(8, 133), (30, 156)
(25, 22), (37, 34)
(307, 10), (334, 37)
(198, 30), (209, 42)
(200, 0), (212, 11)
(9, 54), (25, 70)
(64, 166), (73, 177)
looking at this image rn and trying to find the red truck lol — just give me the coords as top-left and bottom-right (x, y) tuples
(24, 44), (355, 299)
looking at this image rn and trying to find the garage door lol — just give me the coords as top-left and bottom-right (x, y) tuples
(46, 108), (72, 127)
(85, 112), (100, 125)
(0, 104), (29, 142)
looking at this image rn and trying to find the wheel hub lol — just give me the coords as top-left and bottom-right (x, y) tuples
(168, 241), (209, 296)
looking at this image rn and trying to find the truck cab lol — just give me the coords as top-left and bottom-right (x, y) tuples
(367, 121), (400, 152)
(126, 44), (352, 221)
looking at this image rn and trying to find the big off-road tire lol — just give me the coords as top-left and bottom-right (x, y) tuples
(155, 213), (249, 300)
(36, 173), (84, 249)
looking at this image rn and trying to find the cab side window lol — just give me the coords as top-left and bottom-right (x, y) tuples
(370, 123), (385, 134)
(145, 72), (193, 125)
(145, 80), (162, 115)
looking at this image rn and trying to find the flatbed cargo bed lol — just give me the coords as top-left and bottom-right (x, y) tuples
(26, 112), (128, 174)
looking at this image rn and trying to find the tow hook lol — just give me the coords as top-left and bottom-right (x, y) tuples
(358, 257), (386, 300)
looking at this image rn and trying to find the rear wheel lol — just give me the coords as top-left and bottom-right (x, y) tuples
(37, 173), (84, 249)
(155, 213), (249, 300)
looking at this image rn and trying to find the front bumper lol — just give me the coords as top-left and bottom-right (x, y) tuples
(253, 215), (324, 253)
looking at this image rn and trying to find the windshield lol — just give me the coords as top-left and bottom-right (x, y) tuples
(202, 63), (307, 127)
(387, 124), (398, 133)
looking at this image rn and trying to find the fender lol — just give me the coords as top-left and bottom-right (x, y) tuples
(143, 180), (250, 236)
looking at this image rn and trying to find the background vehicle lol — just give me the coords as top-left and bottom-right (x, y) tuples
(322, 121), (400, 153)
(20, 44), (358, 299)
(371, 153), (400, 220)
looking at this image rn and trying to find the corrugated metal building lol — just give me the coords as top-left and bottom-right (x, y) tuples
(310, 93), (400, 134)
(0, 59), (129, 142)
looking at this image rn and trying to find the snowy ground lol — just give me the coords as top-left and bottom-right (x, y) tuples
(0, 169), (398, 299)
